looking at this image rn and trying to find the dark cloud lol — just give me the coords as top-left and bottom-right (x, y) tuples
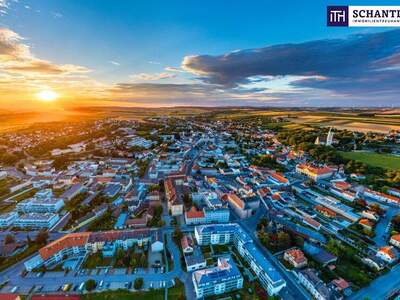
(182, 30), (400, 98)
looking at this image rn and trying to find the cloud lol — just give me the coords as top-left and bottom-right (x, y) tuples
(0, 27), (91, 76)
(51, 11), (63, 18)
(148, 61), (161, 65)
(130, 72), (176, 81)
(182, 30), (400, 99)
(165, 66), (186, 73)
(109, 60), (120, 66)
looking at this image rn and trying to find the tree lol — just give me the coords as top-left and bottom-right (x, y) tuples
(134, 277), (144, 290)
(85, 279), (96, 291)
(173, 228), (183, 241)
(4, 234), (15, 245)
(35, 230), (48, 245)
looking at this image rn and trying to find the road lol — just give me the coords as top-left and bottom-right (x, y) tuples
(0, 231), (186, 296)
(234, 208), (311, 300)
(349, 264), (400, 300)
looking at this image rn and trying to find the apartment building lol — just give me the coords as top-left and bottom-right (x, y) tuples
(16, 197), (64, 213)
(194, 223), (286, 295)
(192, 256), (243, 298)
(0, 212), (18, 228)
(25, 229), (162, 271)
(14, 213), (59, 229)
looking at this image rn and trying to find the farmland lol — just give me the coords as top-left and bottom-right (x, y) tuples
(339, 151), (400, 171)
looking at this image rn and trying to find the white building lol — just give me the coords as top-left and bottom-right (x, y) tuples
(192, 257), (243, 298)
(14, 213), (60, 229)
(195, 223), (286, 295)
(0, 212), (18, 228)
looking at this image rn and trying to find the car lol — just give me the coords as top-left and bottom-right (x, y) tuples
(78, 282), (85, 292)
(98, 280), (104, 289)
(11, 286), (19, 293)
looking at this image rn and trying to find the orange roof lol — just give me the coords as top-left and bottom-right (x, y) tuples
(315, 205), (336, 217)
(332, 181), (351, 190)
(379, 246), (396, 259)
(269, 172), (289, 184)
(228, 193), (245, 209)
(272, 193), (281, 201)
(304, 217), (321, 228)
(39, 232), (90, 260)
(285, 248), (306, 264)
(186, 207), (205, 219)
(359, 218), (374, 227)
(391, 234), (400, 243)
(298, 164), (334, 175)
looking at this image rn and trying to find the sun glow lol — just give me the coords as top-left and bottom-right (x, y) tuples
(36, 90), (59, 102)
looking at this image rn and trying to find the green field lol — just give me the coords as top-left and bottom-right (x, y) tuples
(81, 280), (184, 300)
(339, 151), (400, 170)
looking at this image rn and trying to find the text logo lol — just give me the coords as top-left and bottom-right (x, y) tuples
(327, 6), (349, 26)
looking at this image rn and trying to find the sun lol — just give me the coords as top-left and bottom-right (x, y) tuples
(36, 90), (59, 102)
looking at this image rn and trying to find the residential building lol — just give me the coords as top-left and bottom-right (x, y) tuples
(195, 223), (286, 295)
(185, 247), (206, 272)
(16, 197), (64, 213)
(25, 229), (162, 271)
(13, 213), (59, 229)
(296, 164), (335, 181)
(298, 268), (341, 300)
(284, 248), (308, 268)
(377, 246), (397, 263)
(390, 234), (400, 248)
(192, 256), (243, 299)
(0, 212), (18, 228)
(165, 176), (187, 216)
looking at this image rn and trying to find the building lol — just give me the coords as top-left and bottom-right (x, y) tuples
(296, 164), (335, 181)
(185, 247), (206, 272)
(165, 176), (188, 216)
(16, 197), (64, 213)
(364, 188), (400, 205)
(284, 248), (307, 268)
(185, 207), (230, 225)
(377, 246), (397, 264)
(60, 183), (84, 201)
(361, 210), (379, 221)
(226, 193), (253, 219)
(13, 213), (59, 229)
(24, 229), (162, 271)
(181, 235), (194, 253)
(195, 223), (286, 295)
(298, 268), (341, 300)
(0, 212), (18, 228)
(192, 256), (243, 299)
(359, 219), (374, 231)
(390, 234), (400, 248)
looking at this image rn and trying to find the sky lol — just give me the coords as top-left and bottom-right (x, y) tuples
(0, 0), (399, 110)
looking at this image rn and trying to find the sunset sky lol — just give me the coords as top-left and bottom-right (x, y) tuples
(0, 0), (399, 110)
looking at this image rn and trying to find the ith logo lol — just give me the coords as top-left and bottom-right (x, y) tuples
(327, 6), (349, 26)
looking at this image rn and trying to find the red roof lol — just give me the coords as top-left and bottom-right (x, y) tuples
(31, 296), (80, 300)
(285, 248), (306, 264)
(186, 207), (205, 219)
(39, 233), (90, 260)
(0, 295), (21, 300)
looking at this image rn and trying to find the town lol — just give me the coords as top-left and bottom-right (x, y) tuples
(0, 113), (399, 300)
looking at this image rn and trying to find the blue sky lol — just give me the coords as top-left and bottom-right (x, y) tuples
(0, 0), (399, 108)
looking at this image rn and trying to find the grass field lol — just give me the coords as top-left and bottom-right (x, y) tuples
(339, 151), (400, 170)
(81, 280), (184, 300)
